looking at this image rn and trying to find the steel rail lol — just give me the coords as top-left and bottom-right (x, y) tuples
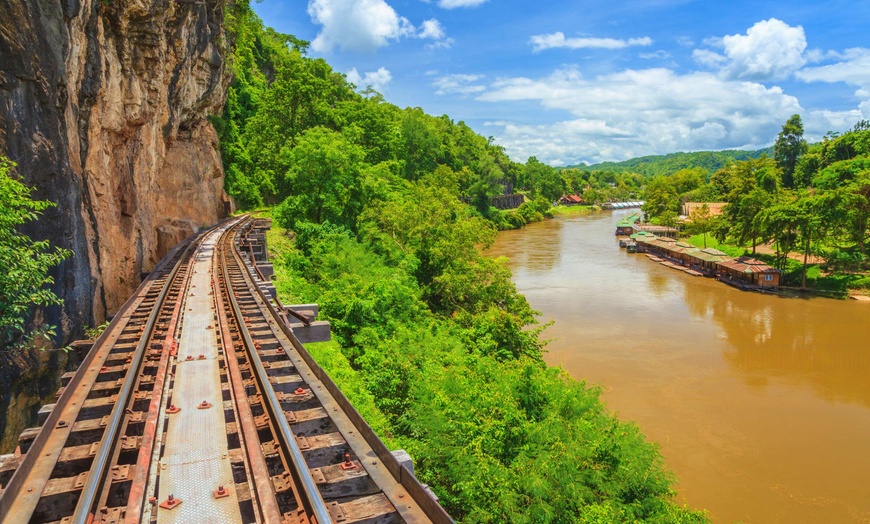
(236, 222), (455, 524)
(69, 233), (203, 524)
(212, 222), (285, 524)
(220, 221), (335, 524)
(123, 223), (216, 522)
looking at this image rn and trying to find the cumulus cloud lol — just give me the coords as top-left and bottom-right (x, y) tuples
(797, 47), (870, 89)
(307, 0), (449, 52)
(797, 47), (870, 119)
(347, 67), (393, 91)
(531, 32), (653, 52)
(692, 49), (727, 67)
(694, 18), (808, 81)
(473, 66), (814, 164)
(433, 74), (486, 95)
(419, 19), (445, 40)
(308, 0), (415, 52)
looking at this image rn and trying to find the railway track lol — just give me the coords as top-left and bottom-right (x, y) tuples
(0, 217), (452, 524)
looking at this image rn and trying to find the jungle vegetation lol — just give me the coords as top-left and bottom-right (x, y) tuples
(216, 4), (708, 522)
(0, 157), (69, 351)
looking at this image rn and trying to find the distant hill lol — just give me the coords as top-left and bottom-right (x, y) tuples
(565, 147), (774, 176)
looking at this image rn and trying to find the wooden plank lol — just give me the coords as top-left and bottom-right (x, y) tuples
(313, 462), (380, 499)
(298, 432), (348, 469)
(339, 493), (401, 524)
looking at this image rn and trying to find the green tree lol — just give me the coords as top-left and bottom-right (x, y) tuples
(687, 203), (713, 248)
(774, 114), (808, 189)
(399, 108), (441, 181)
(523, 156), (563, 201)
(0, 158), (70, 349)
(757, 194), (823, 287)
(642, 176), (678, 220)
(275, 127), (365, 229)
(720, 157), (779, 253)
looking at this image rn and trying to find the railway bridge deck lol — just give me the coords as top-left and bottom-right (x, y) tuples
(0, 216), (452, 524)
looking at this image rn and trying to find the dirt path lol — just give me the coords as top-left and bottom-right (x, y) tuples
(747, 243), (825, 264)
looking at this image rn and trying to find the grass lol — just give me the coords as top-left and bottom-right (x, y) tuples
(685, 234), (746, 257)
(551, 204), (596, 216)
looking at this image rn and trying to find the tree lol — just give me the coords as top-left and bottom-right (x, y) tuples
(0, 158), (70, 349)
(720, 157), (779, 253)
(399, 108), (441, 181)
(523, 156), (563, 201)
(687, 204), (713, 248)
(276, 127), (364, 229)
(757, 194), (823, 287)
(642, 176), (678, 221)
(774, 114), (808, 189)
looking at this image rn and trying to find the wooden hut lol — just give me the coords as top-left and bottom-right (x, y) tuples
(615, 213), (641, 235)
(636, 224), (679, 238)
(631, 232), (655, 252)
(655, 237), (679, 258)
(687, 248), (731, 274)
(670, 242), (702, 265)
(716, 257), (782, 287)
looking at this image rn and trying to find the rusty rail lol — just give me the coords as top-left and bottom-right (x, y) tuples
(0, 216), (453, 524)
(220, 224), (334, 524)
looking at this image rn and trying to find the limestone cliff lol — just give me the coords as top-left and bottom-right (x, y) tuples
(0, 0), (231, 338)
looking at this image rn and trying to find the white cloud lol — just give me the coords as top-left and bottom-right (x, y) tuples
(676, 36), (695, 47)
(433, 74), (486, 95)
(307, 0), (451, 52)
(425, 38), (455, 50)
(436, 0), (488, 8)
(797, 47), (870, 119)
(308, 0), (415, 52)
(797, 47), (870, 89)
(531, 32), (653, 52)
(695, 18), (808, 81)
(419, 19), (445, 40)
(639, 50), (671, 60)
(692, 49), (727, 67)
(346, 67), (393, 91)
(474, 66), (813, 164)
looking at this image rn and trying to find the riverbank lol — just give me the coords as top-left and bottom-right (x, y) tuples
(487, 210), (870, 523)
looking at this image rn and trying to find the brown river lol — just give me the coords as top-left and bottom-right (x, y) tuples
(486, 209), (870, 523)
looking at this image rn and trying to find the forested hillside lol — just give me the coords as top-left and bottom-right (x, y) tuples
(214, 4), (707, 522)
(213, 4), (565, 231)
(567, 148), (773, 177)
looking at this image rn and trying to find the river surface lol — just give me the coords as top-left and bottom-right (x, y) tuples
(486, 209), (870, 524)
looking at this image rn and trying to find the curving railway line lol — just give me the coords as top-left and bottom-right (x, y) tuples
(0, 216), (453, 524)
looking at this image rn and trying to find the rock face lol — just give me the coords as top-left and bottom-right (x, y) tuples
(0, 0), (230, 337)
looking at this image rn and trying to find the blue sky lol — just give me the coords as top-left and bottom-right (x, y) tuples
(253, 0), (870, 166)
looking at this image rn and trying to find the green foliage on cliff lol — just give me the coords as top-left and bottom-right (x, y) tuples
(216, 6), (645, 224)
(0, 157), (70, 349)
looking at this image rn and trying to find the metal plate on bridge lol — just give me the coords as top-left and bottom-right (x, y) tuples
(157, 232), (242, 524)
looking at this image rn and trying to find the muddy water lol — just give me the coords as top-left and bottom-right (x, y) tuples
(486, 209), (870, 523)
